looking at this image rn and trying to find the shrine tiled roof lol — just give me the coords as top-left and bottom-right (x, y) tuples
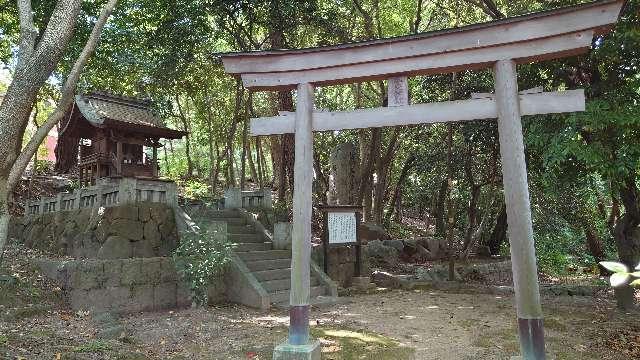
(74, 92), (186, 139)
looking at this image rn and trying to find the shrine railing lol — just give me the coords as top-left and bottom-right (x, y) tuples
(26, 177), (178, 215)
(224, 188), (272, 210)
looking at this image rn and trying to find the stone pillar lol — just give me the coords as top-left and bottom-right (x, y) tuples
(261, 188), (273, 209)
(56, 193), (63, 212)
(494, 59), (545, 360)
(224, 187), (242, 209)
(75, 188), (83, 209)
(273, 222), (292, 250)
(152, 145), (158, 177)
(118, 178), (138, 204)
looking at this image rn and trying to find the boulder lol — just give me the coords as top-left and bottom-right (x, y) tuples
(382, 239), (404, 253)
(97, 236), (133, 259)
(367, 240), (399, 268)
(371, 271), (402, 289)
(359, 222), (390, 242)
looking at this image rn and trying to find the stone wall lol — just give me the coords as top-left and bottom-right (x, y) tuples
(13, 202), (178, 259)
(35, 257), (225, 313)
(312, 245), (370, 288)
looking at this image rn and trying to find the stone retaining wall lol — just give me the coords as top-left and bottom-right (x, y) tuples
(35, 257), (225, 313)
(312, 245), (370, 288)
(12, 202), (178, 259)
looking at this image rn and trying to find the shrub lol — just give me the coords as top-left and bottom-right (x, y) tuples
(173, 225), (234, 305)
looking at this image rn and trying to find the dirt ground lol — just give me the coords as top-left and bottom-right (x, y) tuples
(1, 245), (639, 359)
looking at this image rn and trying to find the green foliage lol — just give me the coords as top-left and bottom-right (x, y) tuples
(179, 179), (211, 200)
(173, 227), (234, 305)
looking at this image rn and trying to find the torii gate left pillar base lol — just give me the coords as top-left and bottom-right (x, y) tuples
(273, 340), (321, 360)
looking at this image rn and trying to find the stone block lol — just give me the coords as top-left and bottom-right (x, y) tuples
(120, 259), (143, 286)
(70, 260), (104, 290)
(103, 286), (134, 312)
(176, 280), (192, 308)
(153, 283), (177, 310)
(98, 235), (134, 259)
(273, 340), (321, 360)
(143, 220), (161, 243)
(110, 219), (144, 241)
(133, 239), (156, 258)
(102, 260), (124, 287)
(106, 205), (139, 221)
(130, 284), (155, 312)
(138, 204), (152, 222)
(141, 258), (163, 284)
(159, 259), (179, 283)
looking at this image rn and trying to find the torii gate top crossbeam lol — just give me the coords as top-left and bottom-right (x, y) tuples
(220, 0), (624, 90)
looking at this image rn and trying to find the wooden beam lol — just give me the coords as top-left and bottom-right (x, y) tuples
(221, 0), (622, 75)
(239, 31), (593, 89)
(494, 59), (545, 358)
(249, 90), (584, 135)
(116, 141), (123, 175)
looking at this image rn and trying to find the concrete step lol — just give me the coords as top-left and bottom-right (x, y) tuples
(235, 242), (272, 252)
(221, 218), (247, 226)
(263, 277), (320, 293)
(246, 259), (291, 272)
(253, 268), (291, 282)
(230, 233), (263, 243)
(269, 286), (326, 304)
(238, 250), (291, 262)
(203, 209), (240, 218)
(228, 225), (255, 234)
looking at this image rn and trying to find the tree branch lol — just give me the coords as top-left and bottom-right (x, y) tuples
(16, 0), (37, 72)
(7, 0), (119, 192)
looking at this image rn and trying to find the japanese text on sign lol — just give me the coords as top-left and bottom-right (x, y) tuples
(328, 212), (357, 244)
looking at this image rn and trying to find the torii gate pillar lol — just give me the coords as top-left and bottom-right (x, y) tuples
(495, 59), (545, 359)
(273, 83), (322, 359)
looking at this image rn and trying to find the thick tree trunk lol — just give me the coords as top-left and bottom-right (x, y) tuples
(434, 179), (448, 238)
(175, 95), (194, 177)
(386, 154), (416, 223)
(613, 176), (640, 310)
(487, 204), (508, 255)
(0, 0), (83, 179)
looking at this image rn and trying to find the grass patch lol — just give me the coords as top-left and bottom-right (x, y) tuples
(471, 327), (519, 354)
(312, 326), (415, 360)
(73, 340), (112, 353)
(0, 335), (7, 346)
(544, 317), (568, 332)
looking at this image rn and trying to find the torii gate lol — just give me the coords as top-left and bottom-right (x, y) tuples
(220, 1), (624, 359)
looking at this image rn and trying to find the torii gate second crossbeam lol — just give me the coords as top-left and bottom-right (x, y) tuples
(219, 1), (624, 359)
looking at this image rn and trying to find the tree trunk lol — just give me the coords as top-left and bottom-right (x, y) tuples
(386, 154), (415, 223)
(175, 95), (194, 177)
(434, 179), (448, 238)
(247, 140), (258, 184)
(487, 204), (508, 255)
(613, 176), (640, 310)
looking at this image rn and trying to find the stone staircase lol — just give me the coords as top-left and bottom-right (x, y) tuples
(191, 207), (336, 308)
